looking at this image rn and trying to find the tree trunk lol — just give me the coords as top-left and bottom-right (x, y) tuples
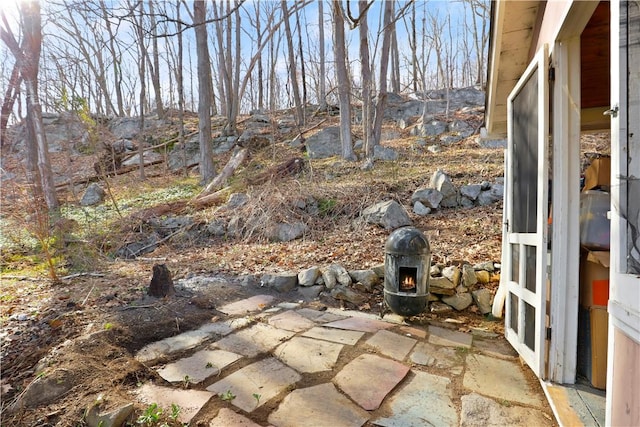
(317, 0), (327, 111)
(147, 0), (164, 118)
(194, 0), (216, 183)
(281, 0), (304, 127)
(358, 1), (374, 163)
(1, 1), (59, 211)
(332, 1), (355, 162)
(0, 63), (21, 145)
(372, 0), (393, 148)
(136, 0), (147, 180)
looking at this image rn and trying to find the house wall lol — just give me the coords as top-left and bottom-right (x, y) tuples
(609, 329), (640, 425)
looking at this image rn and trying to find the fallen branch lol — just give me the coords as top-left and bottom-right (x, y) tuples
(195, 148), (248, 199)
(55, 158), (165, 189)
(60, 272), (105, 280)
(191, 186), (232, 207)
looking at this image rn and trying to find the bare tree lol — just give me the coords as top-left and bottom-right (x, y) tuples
(281, 0), (304, 126)
(358, 1), (374, 165)
(146, 0), (165, 118)
(332, 0), (355, 161)
(194, 0), (215, 183)
(1, 1), (59, 211)
(317, 0), (327, 111)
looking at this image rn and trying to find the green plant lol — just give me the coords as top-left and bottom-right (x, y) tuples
(182, 375), (191, 388)
(318, 198), (338, 216)
(169, 403), (181, 421)
(137, 403), (162, 425)
(103, 323), (114, 330)
(205, 362), (214, 368)
(219, 390), (236, 401)
(253, 393), (261, 406)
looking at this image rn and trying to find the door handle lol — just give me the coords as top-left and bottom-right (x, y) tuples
(603, 106), (619, 117)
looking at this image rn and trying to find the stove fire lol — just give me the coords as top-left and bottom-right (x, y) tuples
(399, 267), (417, 292)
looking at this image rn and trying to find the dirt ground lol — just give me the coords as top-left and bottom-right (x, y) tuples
(0, 110), (511, 425)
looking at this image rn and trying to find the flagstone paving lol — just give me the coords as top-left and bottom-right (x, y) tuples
(133, 294), (557, 425)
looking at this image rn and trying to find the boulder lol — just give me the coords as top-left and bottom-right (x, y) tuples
(430, 170), (458, 208)
(442, 266), (461, 286)
(80, 183), (106, 206)
(268, 222), (307, 242)
(362, 200), (412, 230)
(331, 285), (366, 306)
(373, 145), (399, 161)
(460, 184), (482, 201)
(298, 267), (321, 287)
(261, 273), (298, 293)
(477, 184), (504, 206)
(429, 276), (456, 296)
(461, 264), (478, 288)
(442, 292), (473, 311)
(472, 289), (493, 315)
(305, 127), (342, 159)
(413, 201), (431, 216)
(348, 269), (380, 291)
(411, 188), (443, 209)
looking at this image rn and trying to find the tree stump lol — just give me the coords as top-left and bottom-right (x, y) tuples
(148, 264), (175, 298)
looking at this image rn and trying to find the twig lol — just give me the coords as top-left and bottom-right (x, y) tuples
(82, 283), (96, 306)
(59, 272), (105, 280)
(119, 304), (158, 311)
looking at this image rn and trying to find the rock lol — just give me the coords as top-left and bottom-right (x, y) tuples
(441, 266), (461, 286)
(480, 181), (492, 190)
(115, 233), (160, 259)
(477, 137), (507, 149)
(109, 116), (164, 139)
(460, 184), (482, 201)
(472, 289), (493, 315)
(381, 130), (401, 141)
(328, 263), (352, 286)
(261, 273), (298, 293)
(449, 119), (475, 138)
(206, 219), (227, 236)
(298, 267), (321, 287)
(305, 127), (342, 159)
(430, 265), (441, 276)
(227, 216), (243, 237)
(473, 261), (495, 272)
(459, 197), (475, 208)
(372, 264), (385, 279)
(477, 184), (504, 206)
(121, 151), (163, 167)
(362, 200), (412, 230)
(475, 270), (491, 284)
(10, 368), (73, 410)
(167, 137), (200, 171)
(80, 183), (106, 206)
(330, 285), (366, 306)
(413, 201), (431, 216)
(269, 222), (307, 242)
(148, 264), (175, 298)
(321, 267), (337, 290)
(348, 269), (380, 291)
(297, 285), (324, 300)
(430, 170), (458, 208)
(420, 120), (447, 136)
(442, 292), (473, 311)
(439, 134), (463, 145)
(429, 277), (456, 296)
(430, 302), (453, 314)
(226, 193), (250, 209)
(427, 144), (441, 153)
(461, 264), (478, 288)
(373, 145), (399, 161)
(411, 188), (443, 209)
(85, 399), (134, 427)
(150, 215), (193, 230)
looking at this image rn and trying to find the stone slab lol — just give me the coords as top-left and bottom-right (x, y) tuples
(409, 341), (465, 373)
(157, 349), (242, 384)
(218, 295), (275, 316)
(463, 353), (545, 407)
(324, 316), (394, 333)
(372, 370), (457, 427)
(212, 323), (295, 358)
(398, 325), (427, 339)
(207, 358), (301, 413)
(334, 354), (410, 411)
(460, 393), (553, 426)
(209, 408), (262, 427)
(365, 330), (417, 361)
(135, 318), (252, 364)
(267, 310), (316, 332)
(296, 308), (346, 323)
(136, 383), (213, 423)
(274, 336), (343, 373)
(301, 326), (365, 345)
(428, 325), (473, 348)
(473, 336), (519, 359)
(268, 383), (369, 427)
